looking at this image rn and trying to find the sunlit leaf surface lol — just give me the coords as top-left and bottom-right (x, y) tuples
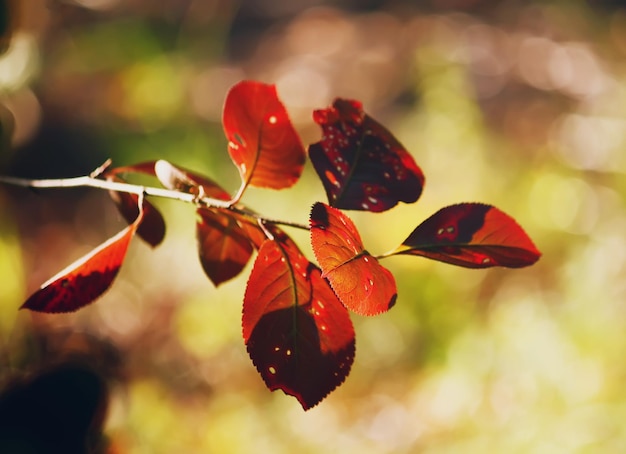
(21, 196), (145, 313)
(223, 80), (305, 190)
(310, 202), (397, 315)
(394, 203), (541, 268)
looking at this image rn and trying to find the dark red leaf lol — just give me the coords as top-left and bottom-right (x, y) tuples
(243, 236), (355, 410)
(154, 159), (231, 200)
(21, 197), (145, 313)
(309, 98), (424, 212)
(105, 163), (166, 247)
(393, 203), (541, 268)
(223, 80), (305, 191)
(196, 208), (257, 286)
(309, 202), (397, 316)
(107, 181), (165, 248)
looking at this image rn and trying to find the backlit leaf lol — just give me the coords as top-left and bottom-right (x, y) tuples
(223, 80), (305, 191)
(310, 202), (397, 316)
(309, 98), (424, 212)
(21, 196), (146, 313)
(393, 203), (541, 268)
(243, 236), (355, 410)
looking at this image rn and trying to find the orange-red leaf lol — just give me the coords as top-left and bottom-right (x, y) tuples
(394, 203), (541, 268)
(243, 236), (355, 410)
(21, 197), (145, 313)
(309, 98), (424, 212)
(309, 202), (397, 316)
(223, 80), (305, 190)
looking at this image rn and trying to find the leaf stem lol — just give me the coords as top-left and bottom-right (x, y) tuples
(374, 250), (398, 260)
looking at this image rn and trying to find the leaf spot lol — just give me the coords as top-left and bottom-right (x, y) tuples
(325, 170), (340, 188)
(482, 257), (491, 264)
(268, 366), (277, 375)
(361, 202), (369, 209)
(268, 115), (277, 124)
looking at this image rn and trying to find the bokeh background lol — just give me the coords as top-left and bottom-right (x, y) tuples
(2, 0), (626, 452)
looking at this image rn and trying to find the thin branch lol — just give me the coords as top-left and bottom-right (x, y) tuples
(0, 174), (231, 207)
(0, 173), (310, 231)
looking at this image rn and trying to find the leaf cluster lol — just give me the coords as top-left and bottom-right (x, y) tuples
(17, 81), (540, 409)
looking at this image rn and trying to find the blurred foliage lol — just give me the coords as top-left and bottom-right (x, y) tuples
(2, 0), (626, 452)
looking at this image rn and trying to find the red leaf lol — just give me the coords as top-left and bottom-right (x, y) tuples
(393, 203), (541, 268)
(154, 160), (231, 200)
(309, 202), (397, 316)
(196, 208), (256, 286)
(21, 197), (146, 313)
(243, 237), (355, 410)
(107, 182), (165, 248)
(105, 163), (166, 247)
(223, 81), (305, 191)
(309, 99), (424, 212)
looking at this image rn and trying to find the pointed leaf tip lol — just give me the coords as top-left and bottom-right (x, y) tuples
(309, 98), (424, 212)
(21, 197), (145, 313)
(310, 202), (397, 316)
(395, 203), (541, 268)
